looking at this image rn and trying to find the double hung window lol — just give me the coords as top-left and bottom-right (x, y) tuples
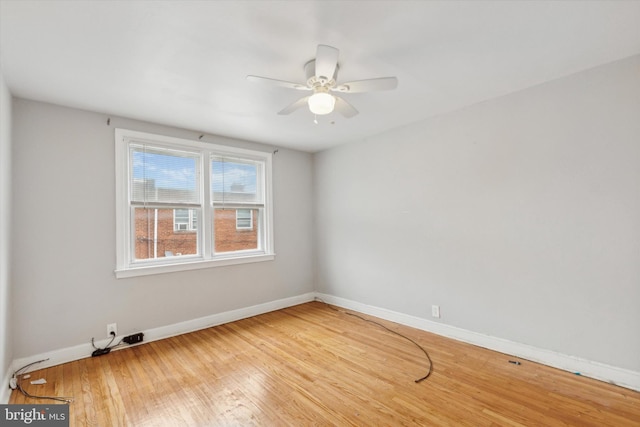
(115, 129), (274, 277)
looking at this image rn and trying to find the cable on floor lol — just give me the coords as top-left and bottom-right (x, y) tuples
(316, 299), (433, 383)
(12, 359), (74, 403)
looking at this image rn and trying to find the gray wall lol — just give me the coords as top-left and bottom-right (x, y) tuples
(315, 55), (640, 371)
(11, 99), (315, 358)
(0, 72), (14, 396)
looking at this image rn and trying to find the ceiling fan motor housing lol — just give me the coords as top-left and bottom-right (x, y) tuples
(305, 59), (339, 88)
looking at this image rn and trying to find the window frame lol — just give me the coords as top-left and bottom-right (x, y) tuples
(115, 129), (274, 278)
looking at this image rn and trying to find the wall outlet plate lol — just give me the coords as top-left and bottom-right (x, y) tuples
(431, 305), (441, 318)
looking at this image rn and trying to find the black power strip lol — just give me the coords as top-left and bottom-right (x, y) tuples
(91, 348), (111, 357)
(123, 333), (144, 344)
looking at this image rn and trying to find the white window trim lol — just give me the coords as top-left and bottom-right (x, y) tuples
(115, 129), (274, 278)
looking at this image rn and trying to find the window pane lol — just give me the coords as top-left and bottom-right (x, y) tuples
(174, 209), (189, 222)
(132, 146), (199, 204)
(211, 157), (262, 204)
(134, 208), (198, 260)
(214, 208), (259, 253)
(237, 209), (252, 219)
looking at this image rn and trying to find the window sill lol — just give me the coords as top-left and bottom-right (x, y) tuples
(115, 253), (275, 279)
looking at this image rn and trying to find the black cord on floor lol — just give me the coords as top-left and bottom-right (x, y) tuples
(91, 333), (123, 351)
(317, 299), (433, 383)
(12, 359), (74, 403)
(16, 381), (73, 404)
(91, 334), (126, 356)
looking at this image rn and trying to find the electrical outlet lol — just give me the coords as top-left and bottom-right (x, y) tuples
(431, 305), (441, 318)
(107, 323), (117, 337)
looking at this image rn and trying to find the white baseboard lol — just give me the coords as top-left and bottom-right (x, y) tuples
(1, 367), (12, 404)
(315, 293), (640, 392)
(10, 292), (316, 380)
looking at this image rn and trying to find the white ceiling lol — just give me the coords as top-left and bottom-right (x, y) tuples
(1, 1), (639, 152)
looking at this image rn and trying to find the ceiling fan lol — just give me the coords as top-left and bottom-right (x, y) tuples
(247, 45), (398, 118)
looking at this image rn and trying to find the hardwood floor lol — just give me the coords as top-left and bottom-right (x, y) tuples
(9, 302), (640, 426)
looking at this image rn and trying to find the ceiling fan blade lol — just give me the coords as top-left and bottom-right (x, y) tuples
(333, 77), (398, 93)
(247, 75), (310, 91)
(315, 45), (339, 80)
(333, 96), (358, 118)
(278, 96), (311, 115)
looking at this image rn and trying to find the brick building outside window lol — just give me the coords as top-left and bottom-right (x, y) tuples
(133, 182), (259, 259)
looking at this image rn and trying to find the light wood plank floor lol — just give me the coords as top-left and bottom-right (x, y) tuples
(9, 302), (640, 426)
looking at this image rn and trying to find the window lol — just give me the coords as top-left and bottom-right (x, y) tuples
(174, 209), (197, 231)
(236, 209), (253, 230)
(115, 129), (274, 278)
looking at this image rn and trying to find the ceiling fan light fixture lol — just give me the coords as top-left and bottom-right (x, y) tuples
(308, 92), (335, 115)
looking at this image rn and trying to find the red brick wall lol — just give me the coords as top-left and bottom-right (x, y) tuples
(134, 208), (196, 259)
(214, 208), (258, 253)
(134, 208), (258, 260)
